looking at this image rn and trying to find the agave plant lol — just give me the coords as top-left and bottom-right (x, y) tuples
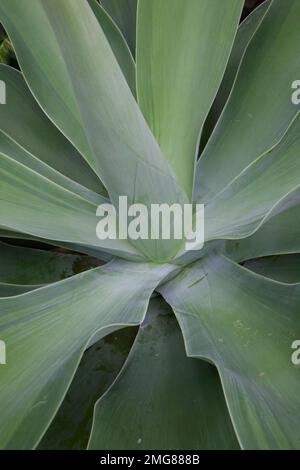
(0, 0), (300, 451)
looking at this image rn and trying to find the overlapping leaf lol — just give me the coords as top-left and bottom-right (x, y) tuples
(89, 297), (239, 450)
(100, 0), (137, 57)
(137, 0), (243, 198)
(225, 187), (300, 261)
(201, 0), (270, 149)
(0, 260), (172, 449)
(0, 0), (187, 261)
(0, 154), (142, 260)
(160, 254), (300, 449)
(196, 0), (300, 202)
(0, 65), (104, 195)
(203, 115), (300, 243)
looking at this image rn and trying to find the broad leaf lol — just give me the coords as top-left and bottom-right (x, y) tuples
(87, 0), (136, 96)
(0, 65), (104, 195)
(137, 0), (243, 198)
(2, 0), (187, 261)
(0, 153), (143, 261)
(225, 187), (300, 261)
(196, 0), (300, 202)
(0, 129), (106, 205)
(0, 260), (172, 449)
(203, 115), (300, 243)
(88, 297), (239, 450)
(201, 0), (270, 150)
(160, 254), (300, 449)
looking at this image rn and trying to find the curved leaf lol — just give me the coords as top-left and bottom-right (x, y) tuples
(137, 0), (243, 198)
(225, 187), (300, 261)
(88, 297), (239, 450)
(0, 130), (106, 205)
(87, 0), (136, 96)
(0, 65), (104, 195)
(39, 327), (137, 450)
(196, 0), (300, 202)
(160, 254), (300, 449)
(0, 153), (144, 261)
(204, 114), (300, 242)
(0, 260), (172, 449)
(6, 0), (187, 261)
(200, 0), (270, 150)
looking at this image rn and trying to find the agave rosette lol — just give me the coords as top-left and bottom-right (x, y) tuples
(0, 0), (299, 450)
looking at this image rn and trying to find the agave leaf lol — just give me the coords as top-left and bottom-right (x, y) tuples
(196, 0), (300, 202)
(0, 0), (136, 184)
(0, 241), (99, 285)
(160, 254), (300, 449)
(0, 0), (103, 185)
(203, 114), (300, 243)
(100, 0), (137, 57)
(0, 154), (143, 261)
(0, 1), (187, 257)
(0, 260), (172, 449)
(37, 0), (188, 261)
(88, 297), (239, 450)
(87, 0), (136, 96)
(201, 0), (270, 150)
(0, 229), (114, 263)
(225, 187), (300, 261)
(0, 130), (106, 206)
(0, 65), (105, 195)
(137, 0), (243, 198)
(39, 327), (137, 450)
(244, 254), (300, 283)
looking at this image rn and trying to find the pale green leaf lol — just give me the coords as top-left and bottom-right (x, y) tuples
(36, 0), (188, 261)
(137, 0), (243, 198)
(225, 187), (300, 261)
(201, 0), (270, 150)
(204, 115), (300, 243)
(196, 0), (300, 202)
(160, 254), (300, 449)
(0, 129), (106, 206)
(88, 297), (239, 450)
(0, 65), (105, 195)
(0, 260), (172, 449)
(0, 153), (143, 261)
(87, 0), (136, 96)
